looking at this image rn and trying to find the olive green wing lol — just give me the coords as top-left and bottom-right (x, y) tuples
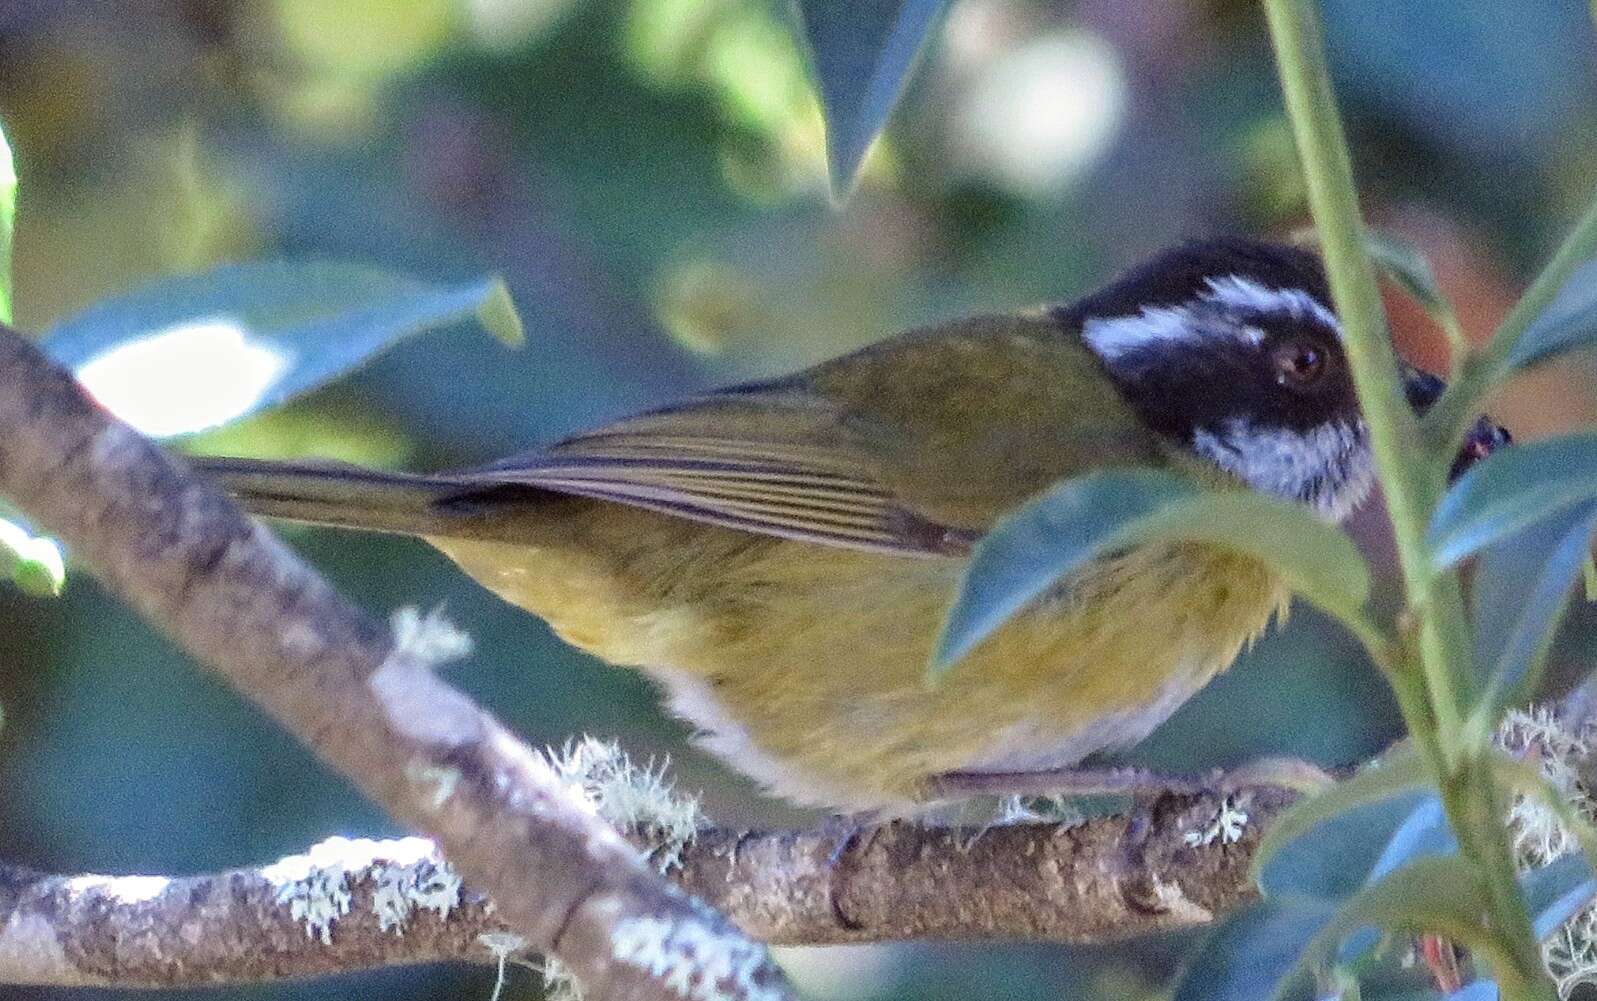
(461, 386), (968, 554)
(459, 313), (1169, 556)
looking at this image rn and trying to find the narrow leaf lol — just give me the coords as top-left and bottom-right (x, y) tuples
(1523, 853), (1597, 940)
(42, 262), (523, 439)
(789, 0), (949, 195)
(1254, 743), (1429, 888)
(0, 117), (14, 325)
(474, 279), (525, 347)
(1470, 500), (1597, 710)
(1183, 858), (1492, 1001)
(1171, 898), (1334, 1001)
(1334, 796), (1456, 969)
(1364, 798), (1456, 885)
(1304, 857), (1491, 987)
(1503, 257), (1597, 373)
(934, 468), (1370, 675)
(1256, 788), (1434, 901)
(1366, 232), (1459, 336)
(1429, 431), (1597, 568)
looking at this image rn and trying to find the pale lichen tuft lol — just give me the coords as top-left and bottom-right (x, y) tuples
(547, 736), (704, 871)
(479, 932), (531, 1001)
(1184, 795), (1249, 847)
(262, 836), (460, 944)
(535, 737), (708, 1000)
(610, 915), (785, 1001)
(1499, 705), (1597, 997)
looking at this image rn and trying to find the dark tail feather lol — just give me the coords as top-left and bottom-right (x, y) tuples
(187, 456), (502, 538)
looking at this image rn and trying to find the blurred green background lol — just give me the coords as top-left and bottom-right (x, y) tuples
(2, 1), (1597, 998)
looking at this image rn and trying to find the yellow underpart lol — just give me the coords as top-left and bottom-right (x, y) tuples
(429, 500), (1289, 812)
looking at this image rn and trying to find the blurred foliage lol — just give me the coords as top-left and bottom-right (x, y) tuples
(1, 1), (1597, 1000)
(0, 114), (14, 323)
(41, 261), (520, 438)
(788, 0), (948, 193)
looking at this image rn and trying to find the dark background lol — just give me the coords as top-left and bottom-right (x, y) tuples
(1, 1), (1595, 998)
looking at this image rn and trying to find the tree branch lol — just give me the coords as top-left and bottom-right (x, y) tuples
(0, 787), (1293, 988)
(686, 789), (1288, 945)
(0, 839), (496, 988)
(0, 325), (793, 1001)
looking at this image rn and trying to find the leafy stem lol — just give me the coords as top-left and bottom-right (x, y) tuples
(1442, 758), (1551, 1000)
(1261, 1), (1555, 997)
(1425, 192), (1597, 450)
(1260, 0), (1464, 738)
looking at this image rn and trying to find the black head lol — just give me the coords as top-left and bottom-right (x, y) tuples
(1058, 238), (1424, 520)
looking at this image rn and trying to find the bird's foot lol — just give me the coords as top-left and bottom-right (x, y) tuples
(1215, 755), (1335, 793)
(819, 810), (883, 930)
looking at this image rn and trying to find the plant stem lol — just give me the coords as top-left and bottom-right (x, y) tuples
(1442, 759), (1550, 1001)
(1260, 0), (1461, 738)
(1262, 3), (1555, 998)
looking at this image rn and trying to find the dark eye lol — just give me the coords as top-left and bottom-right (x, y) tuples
(1272, 337), (1326, 388)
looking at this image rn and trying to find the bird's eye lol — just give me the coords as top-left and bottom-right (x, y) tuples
(1272, 337), (1326, 387)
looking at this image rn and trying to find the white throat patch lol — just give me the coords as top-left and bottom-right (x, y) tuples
(1191, 417), (1374, 522)
(1081, 274), (1339, 362)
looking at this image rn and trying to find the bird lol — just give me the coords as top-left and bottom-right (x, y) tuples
(192, 238), (1506, 815)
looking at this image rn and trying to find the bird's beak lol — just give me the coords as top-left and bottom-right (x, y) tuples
(1399, 363), (1512, 482)
(1451, 415), (1512, 481)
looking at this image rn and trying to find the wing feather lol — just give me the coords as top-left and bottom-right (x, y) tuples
(455, 397), (973, 556)
(449, 318), (1155, 556)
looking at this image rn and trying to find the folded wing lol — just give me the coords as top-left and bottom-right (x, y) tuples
(458, 389), (977, 556)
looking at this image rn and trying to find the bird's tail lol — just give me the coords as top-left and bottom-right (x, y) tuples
(187, 456), (503, 539)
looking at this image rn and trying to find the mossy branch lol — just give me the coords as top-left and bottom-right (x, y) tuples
(0, 324), (794, 1001)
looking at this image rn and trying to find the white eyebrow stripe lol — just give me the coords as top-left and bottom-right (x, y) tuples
(1081, 304), (1268, 361)
(1080, 304), (1200, 360)
(1202, 274), (1341, 334)
(1080, 273), (1339, 363)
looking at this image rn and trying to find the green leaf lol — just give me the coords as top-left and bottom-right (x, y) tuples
(1523, 853), (1597, 940)
(1254, 744), (1429, 890)
(788, 0), (949, 196)
(933, 469), (1371, 675)
(41, 261), (523, 439)
(1469, 500), (1597, 712)
(1318, 795), (1455, 970)
(1258, 789), (1436, 902)
(1429, 431), (1597, 568)
(1363, 798), (1455, 885)
(1307, 858), (1491, 984)
(1366, 232), (1461, 342)
(0, 516), (65, 597)
(1217, 779), (1592, 1001)
(1502, 257), (1597, 373)
(1180, 857), (1491, 1001)
(0, 116), (15, 325)
(1171, 898), (1333, 1001)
